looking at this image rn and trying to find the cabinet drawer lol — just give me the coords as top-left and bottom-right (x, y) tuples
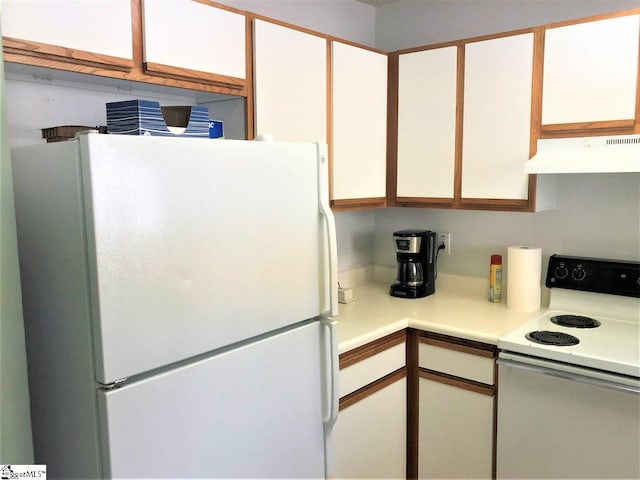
(340, 335), (406, 398)
(418, 340), (494, 385)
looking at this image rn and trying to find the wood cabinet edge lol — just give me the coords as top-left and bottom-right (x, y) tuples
(339, 330), (406, 369)
(339, 367), (407, 410)
(143, 62), (246, 93)
(331, 198), (387, 211)
(418, 368), (495, 396)
(418, 334), (496, 358)
(3, 36), (134, 72)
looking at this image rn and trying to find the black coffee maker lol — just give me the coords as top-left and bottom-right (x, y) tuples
(390, 229), (437, 298)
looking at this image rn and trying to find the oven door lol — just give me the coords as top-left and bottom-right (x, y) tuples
(496, 352), (640, 479)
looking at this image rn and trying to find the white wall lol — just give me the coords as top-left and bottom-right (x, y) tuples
(375, 174), (640, 278)
(217, 0), (377, 46)
(336, 210), (377, 270)
(376, 0), (640, 50)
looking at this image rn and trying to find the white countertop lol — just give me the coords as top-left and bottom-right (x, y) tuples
(336, 270), (543, 353)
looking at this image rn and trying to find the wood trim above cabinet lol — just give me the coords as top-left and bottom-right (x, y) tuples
(339, 367), (407, 410)
(3, 51), (245, 95)
(540, 119), (637, 136)
(393, 26), (536, 56)
(143, 62), (247, 94)
(331, 198), (387, 211)
(191, 0), (246, 15)
(339, 330), (406, 369)
(458, 198), (531, 212)
(2, 37), (134, 72)
(395, 197), (455, 208)
(249, 12), (329, 40)
(327, 36), (387, 55)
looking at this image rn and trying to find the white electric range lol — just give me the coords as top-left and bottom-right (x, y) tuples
(496, 255), (640, 479)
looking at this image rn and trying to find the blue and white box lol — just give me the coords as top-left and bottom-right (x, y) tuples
(209, 119), (224, 139)
(106, 100), (210, 137)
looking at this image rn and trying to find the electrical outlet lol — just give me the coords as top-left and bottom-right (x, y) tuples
(438, 232), (451, 255)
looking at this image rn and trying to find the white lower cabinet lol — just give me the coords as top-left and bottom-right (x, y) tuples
(334, 332), (407, 479)
(334, 377), (407, 479)
(418, 378), (493, 479)
(417, 334), (496, 479)
(334, 330), (496, 480)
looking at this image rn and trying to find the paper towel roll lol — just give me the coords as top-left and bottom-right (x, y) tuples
(507, 246), (542, 312)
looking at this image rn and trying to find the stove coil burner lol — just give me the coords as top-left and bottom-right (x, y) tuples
(551, 314), (601, 329)
(525, 330), (580, 346)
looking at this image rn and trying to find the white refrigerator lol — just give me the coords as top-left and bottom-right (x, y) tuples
(11, 133), (339, 479)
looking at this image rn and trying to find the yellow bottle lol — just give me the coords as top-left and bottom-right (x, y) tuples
(489, 254), (503, 303)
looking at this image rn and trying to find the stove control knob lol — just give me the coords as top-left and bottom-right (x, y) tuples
(571, 265), (587, 281)
(554, 263), (569, 280)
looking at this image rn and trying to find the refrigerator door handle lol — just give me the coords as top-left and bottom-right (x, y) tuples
(320, 316), (339, 479)
(321, 316), (339, 428)
(316, 143), (339, 318)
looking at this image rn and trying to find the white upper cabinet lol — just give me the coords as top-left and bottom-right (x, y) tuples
(397, 46), (458, 199)
(142, 0), (246, 80)
(1, 0), (133, 62)
(542, 14), (640, 126)
(331, 41), (387, 202)
(253, 20), (327, 143)
(462, 33), (534, 200)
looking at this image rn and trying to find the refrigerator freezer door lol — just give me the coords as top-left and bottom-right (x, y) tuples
(79, 135), (325, 383)
(98, 321), (326, 479)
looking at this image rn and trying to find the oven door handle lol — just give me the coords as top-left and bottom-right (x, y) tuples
(497, 357), (640, 395)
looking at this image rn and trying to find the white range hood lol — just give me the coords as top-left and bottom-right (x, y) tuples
(525, 134), (640, 174)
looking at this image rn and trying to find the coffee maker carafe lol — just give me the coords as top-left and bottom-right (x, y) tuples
(390, 229), (437, 298)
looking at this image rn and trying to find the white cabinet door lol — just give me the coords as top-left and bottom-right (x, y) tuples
(334, 378), (406, 479)
(542, 14), (640, 125)
(1, 0), (132, 61)
(461, 33), (533, 200)
(142, 0), (246, 80)
(418, 378), (493, 479)
(331, 41), (387, 201)
(397, 46), (457, 199)
(254, 20), (327, 143)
